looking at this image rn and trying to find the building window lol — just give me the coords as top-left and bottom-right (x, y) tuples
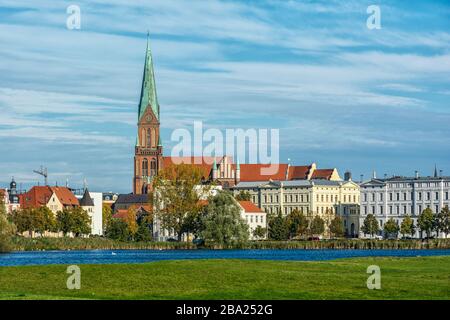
(418, 205), (422, 214)
(389, 193), (393, 201)
(372, 194), (375, 202)
(389, 206), (393, 214)
(436, 205), (439, 213)
(446, 192), (449, 200)
(396, 193), (400, 201)
(150, 159), (157, 176)
(436, 192), (439, 200)
(380, 193), (383, 201)
(418, 192), (422, 201)
(380, 206), (383, 215)
(372, 206), (375, 214)
(427, 192), (431, 200)
(364, 193), (367, 202)
(403, 206), (407, 215)
(146, 129), (151, 147)
(404, 193), (407, 201)
(142, 159), (148, 176)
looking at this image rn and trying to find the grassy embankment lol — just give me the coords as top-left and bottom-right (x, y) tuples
(0, 256), (449, 300)
(10, 236), (450, 251)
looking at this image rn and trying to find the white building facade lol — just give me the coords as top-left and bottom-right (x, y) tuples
(359, 174), (450, 238)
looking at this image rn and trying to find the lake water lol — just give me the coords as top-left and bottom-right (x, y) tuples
(0, 249), (449, 267)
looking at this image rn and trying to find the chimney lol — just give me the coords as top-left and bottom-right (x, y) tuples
(344, 171), (352, 181)
(360, 174), (364, 183)
(372, 171), (377, 179)
(415, 171), (419, 179)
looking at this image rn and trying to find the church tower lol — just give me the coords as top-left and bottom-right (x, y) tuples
(133, 34), (163, 194)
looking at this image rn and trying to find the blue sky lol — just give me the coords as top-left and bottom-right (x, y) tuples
(0, 0), (449, 193)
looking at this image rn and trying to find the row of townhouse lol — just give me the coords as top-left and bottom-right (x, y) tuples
(1, 177), (103, 236)
(231, 177), (360, 237)
(230, 168), (450, 239)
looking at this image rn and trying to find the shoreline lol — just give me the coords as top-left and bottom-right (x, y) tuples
(6, 237), (450, 252)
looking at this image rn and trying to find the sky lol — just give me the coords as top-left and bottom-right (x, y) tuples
(0, 0), (449, 193)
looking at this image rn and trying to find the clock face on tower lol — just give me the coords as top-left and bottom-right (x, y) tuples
(146, 114), (152, 122)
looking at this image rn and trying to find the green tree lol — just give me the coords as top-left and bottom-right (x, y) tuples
(361, 214), (380, 238)
(10, 207), (48, 237)
(309, 216), (325, 237)
(235, 191), (251, 201)
(135, 222), (153, 242)
(38, 206), (57, 233)
(199, 191), (249, 246)
(418, 208), (434, 239)
(0, 197), (15, 252)
(57, 207), (91, 237)
(152, 164), (211, 241)
(268, 212), (289, 240)
(286, 209), (308, 239)
(436, 206), (450, 238)
(383, 218), (399, 239)
(400, 215), (415, 238)
(329, 215), (345, 238)
(252, 225), (266, 239)
(105, 218), (130, 241)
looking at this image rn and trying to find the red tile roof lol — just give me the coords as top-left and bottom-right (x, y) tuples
(311, 169), (335, 180)
(288, 165), (312, 180)
(237, 164), (288, 181)
(238, 200), (264, 213)
(19, 186), (78, 209)
(50, 187), (79, 206)
(163, 156), (218, 179)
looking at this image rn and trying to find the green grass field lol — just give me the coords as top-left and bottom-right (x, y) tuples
(0, 256), (449, 300)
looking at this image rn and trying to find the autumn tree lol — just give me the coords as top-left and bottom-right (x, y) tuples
(102, 204), (113, 233)
(0, 197), (15, 252)
(329, 215), (345, 238)
(124, 206), (139, 240)
(152, 164), (210, 241)
(309, 216), (325, 237)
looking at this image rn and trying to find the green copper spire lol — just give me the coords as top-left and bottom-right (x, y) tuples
(138, 32), (160, 121)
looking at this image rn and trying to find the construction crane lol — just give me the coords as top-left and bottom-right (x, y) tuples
(33, 166), (48, 186)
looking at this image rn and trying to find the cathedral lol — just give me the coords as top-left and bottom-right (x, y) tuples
(133, 36), (341, 195)
(133, 35), (163, 194)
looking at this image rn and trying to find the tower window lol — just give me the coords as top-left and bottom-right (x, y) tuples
(147, 129), (151, 147)
(142, 159), (149, 176)
(150, 159), (157, 176)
